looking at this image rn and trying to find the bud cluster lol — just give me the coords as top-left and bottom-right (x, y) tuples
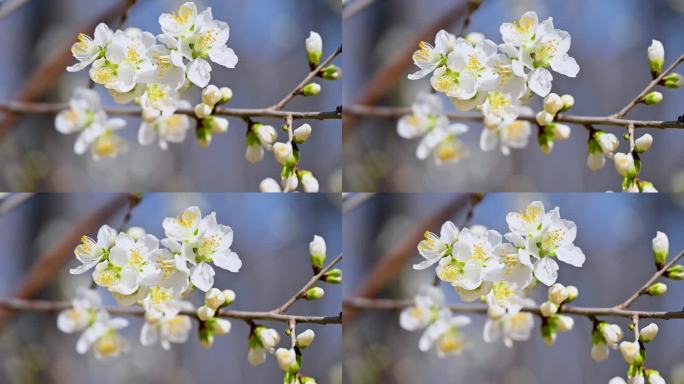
(536, 93), (574, 155)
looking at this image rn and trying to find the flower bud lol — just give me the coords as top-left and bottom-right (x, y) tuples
(548, 283), (568, 305)
(248, 345), (266, 366)
(194, 103), (213, 119)
(543, 93), (563, 115)
(542, 325), (557, 346)
(652, 231), (669, 267)
(646, 369), (666, 384)
(212, 318), (232, 335)
(587, 152), (606, 171)
(565, 285), (579, 302)
(665, 264), (684, 280)
(591, 342), (609, 361)
(196, 127), (212, 148)
(305, 31), (323, 66)
(634, 134), (652, 153)
(301, 172), (319, 193)
(309, 235), (326, 270)
(536, 111), (554, 126)
(293, 124), (312, 144)
(555, 315), (574, 332)
(538, 134), (554, 155)
(647, 282), (667, 296)
(598, 323), (623, 346)
(275, 347), (299, 373)
(253, 124), (277, 146)
(296, 329), (315, 349)
(205, 288), (226, 309)
(560, 94), (574, 111)
(202, 85), (222, 106)
(126, 226), (146, 241)
(639, 323), (658, 343)
(301, 83), (321, 97)
(273, 142), (295, 166)
(245, 142), (264, 163)
(207, 116), (229, 134)
(643, 91), (663, 105)
(256, 327), (281, 350)
(639, 181), (658, 193)
(323, 268), (342, 284)
(647, 39), (664, 75)
(662, 73), (683, 88)
(219, 87), (233, 103)
(594, 132), (619, 154)
(259, 177), (282, 193)
(540, 301), (558, 317)
(199, 330), (214, 349)
(618, 341), (640, 364)
(222, 289), (236, 305)
(282, 173), (299, 192)
(197, 305), (215, 321)
(613, 152), (637, 178)
(304, 287), (325, 300)
(320, 65), (341, 80)
(550, 123), (570, 141)
(301, 377), (317, 384)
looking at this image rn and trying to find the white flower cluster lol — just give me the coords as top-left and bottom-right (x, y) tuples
(56, 2), (237, 158)
(60, 206), (241, 358)
(401, 200), (586, 356)
(399, 11), (579, 163)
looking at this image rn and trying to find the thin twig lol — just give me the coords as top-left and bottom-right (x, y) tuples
(614, 250), (684, 310)
(0, 193), (34, 215)
(271, 45), (343, 111)
(0, 102), (342, 121)
(342, 297), (684, 320)
(117, 193), (142, 232)
(0, 297), (341, 325)
(613, 54), (684, 118)
(342, 0), (375, 20)
(342, 193), (376, 214)
(0, 0), (31, 19)
(271, 253), (343, 314)
(344, 104), (684, 129)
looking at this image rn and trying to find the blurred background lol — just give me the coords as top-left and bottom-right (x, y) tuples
(343, 0), (684, 192)
(344, 193), (684, 383)
(0, 193), (342, 383)
(0, 0), (342, 191)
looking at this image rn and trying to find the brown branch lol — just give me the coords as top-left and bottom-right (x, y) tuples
(344, 194), (473, 322)
(343, 0), (472, 135)
(0, 1), (129, 139)
(614, 249), (684, 310)
(0, 194), (131, 329)
(117, 193), (142, 232)
(0, 0), (31, 18)
(0, 102), (342, 121)
(271, 253), (343, 314)
(344, 104), (684, 129)
(342, 0), (375, 20)
(0, 193), (34, 215)
(613, 54), (684, 118)
(343, 297), (684, 320)
(342, 193), (376, 214)
(271, 45), (342, 111)
(0, 297), (341, 325)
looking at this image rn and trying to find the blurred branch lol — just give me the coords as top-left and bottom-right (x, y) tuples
(0, 194), (131, 329)
(615, 249), (684, 310)
(116, 193), (142, 232)
(271, 45), (343, 111)
(342, 297), (684, 320)
(613, 54), (684, 119)
(342, 193), (376, 214)
(344, 194), (474, 322)
(342, 0), (374, 20)
(0, 102), (342, 120)
(272, 253), (343, 314)
(0, 193), (34, 215)
(0, 1), (129, 139)
(0, 297), (342, 325)
(0, 0), (31, 18)
(344, 104), (684, 129)
(343, 0), (473, 135)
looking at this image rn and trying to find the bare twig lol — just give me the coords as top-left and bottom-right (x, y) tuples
(614, 250), (684, 310)
(0, 102), (342, 121)
(0, 297), (341, 325)
(0, 193), (34, 215)
(344, 104), (684, 129)
(272, 253), (343, 314)
(342, 0), (375, 20)
(342, 193), (376, 214)
(342, 297), (684, 320)
(271, 45), (343, 111)
(0, 0), (31, 19)
(613, 54), (684, 118)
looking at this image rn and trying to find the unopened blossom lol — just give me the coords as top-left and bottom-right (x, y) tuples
(301, 172), (319, 193)
(647, 40), (664, 74)
(619, 340), (641, 364)
(69, 224), (118, 274)
(259, 177), (281, 192)
(640, 323), (658, 343)
(275, 348), (299, 373)
(634, 134), (653, 153)
(613, 152), (637, 178)
(652, 231), (669, 266)
(305, 31), (323, 66)
(296, 329), (315, 349)
(414, 220), (459, 269)
(408, 30), (456, 80)
(248, 326), (281, 365)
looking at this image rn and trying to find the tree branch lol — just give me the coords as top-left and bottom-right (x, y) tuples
(0, 297), (341, 325)
(344, 104), (684, 129)
(614, 249), (684, 310)
(271, 45), (343, 111)
(0, 102), (342, 121)
(613, 54), (684, 118)
(0, 0), (31, 19)
(342, 297), (684, 320)
(342, 0), (375, 20)
(271, 253), (343, 314)
(342, 193), (376, 214)
(0, 193), (34, 215)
